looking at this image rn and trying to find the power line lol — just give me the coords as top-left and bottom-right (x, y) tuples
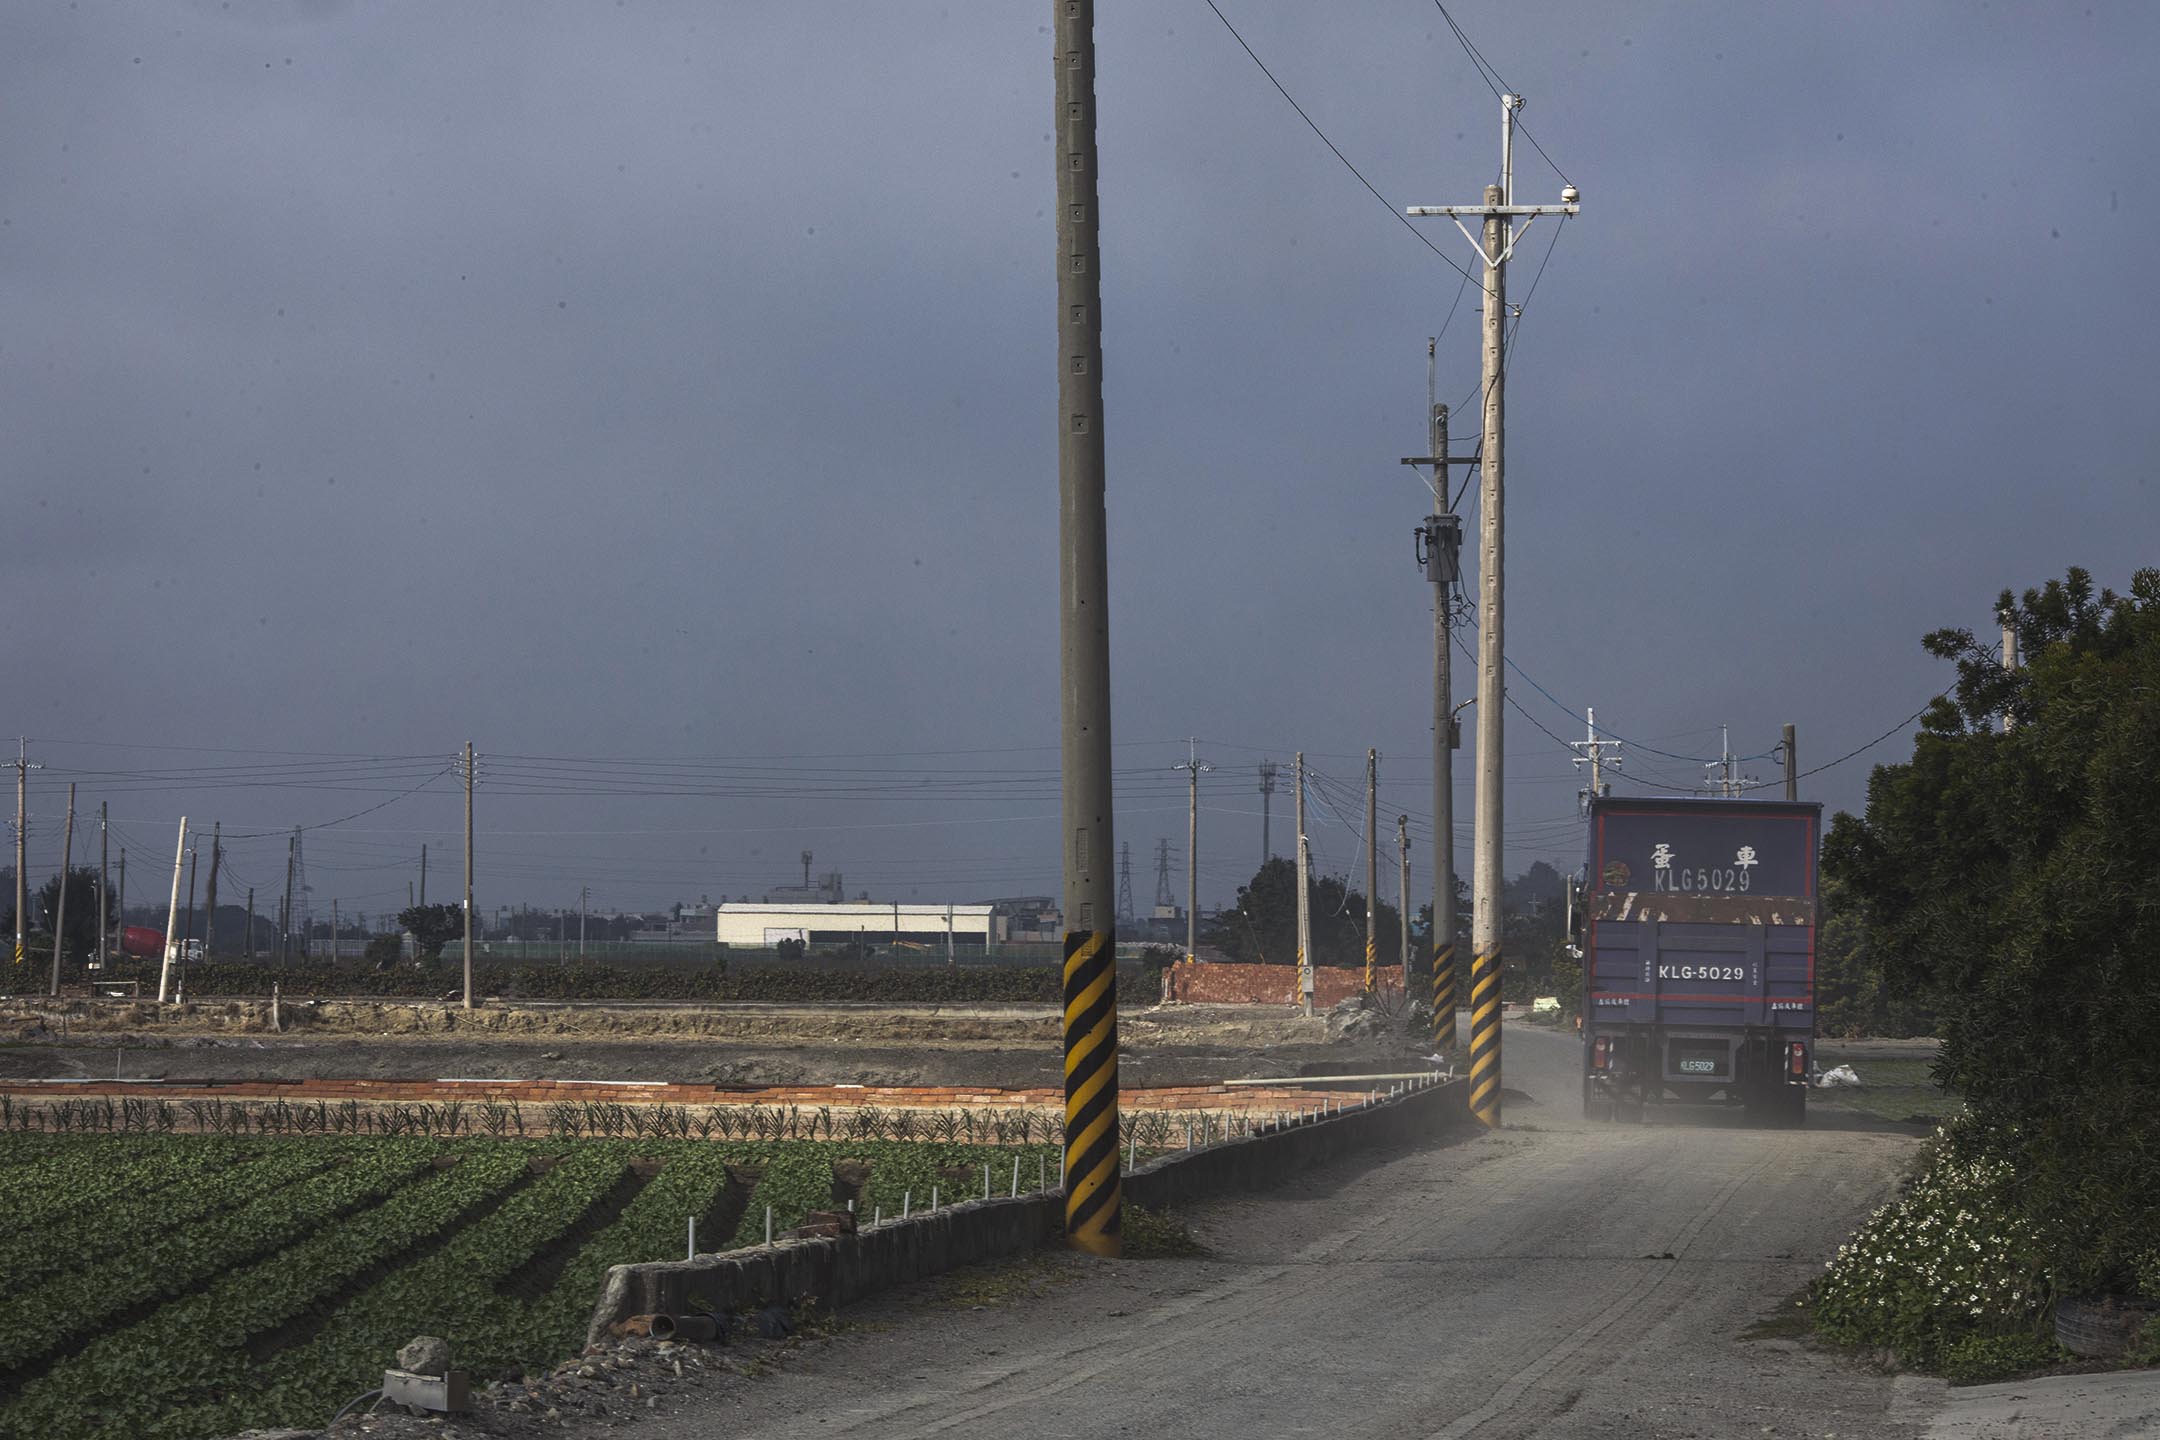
(1202, 0), (1479, 287)
(1794, 698), (1942, 781)
(1430, 1), (1574, 187)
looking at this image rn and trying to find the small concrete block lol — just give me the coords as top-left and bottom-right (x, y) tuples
(381, 1367), (472, 1414)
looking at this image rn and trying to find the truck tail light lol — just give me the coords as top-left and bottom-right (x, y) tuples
(1592, 1036), (1611, 1071)
(1786, 1042), (1808, 1078)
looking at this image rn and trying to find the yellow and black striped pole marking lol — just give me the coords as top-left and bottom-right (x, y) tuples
(1466, 948), (1502, 1127)
(1061, 927), (1121, 1256)
(1430, 941), (1457, 1049)
(1363, 936), (1375, 995)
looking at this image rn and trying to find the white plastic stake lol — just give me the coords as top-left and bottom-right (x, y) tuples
(764, 1206), (773, 1246)
(874, 1205), (882, 1226)
(931, 1185), (939, 1211)
(686, 1216), (697, 1259)
(1010, 1156), (1020, 1197)
(983, 1162), (991, 1199)
(903, 1190), (911, 1218)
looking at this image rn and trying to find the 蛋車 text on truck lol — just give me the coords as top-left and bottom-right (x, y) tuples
(1578, 795), (1820, 1126)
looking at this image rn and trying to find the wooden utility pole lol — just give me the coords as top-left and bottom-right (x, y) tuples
(1364, 749), (1379, 994)
(49, 783), (74, 995)
(1782, 723), (1798, 801)
(158, 818), (188, 1003)
(202, 822), (221, 959)
(1053, 0), (1120, 1259)
(1294, 752), (1313, 1017)
(462, 741), (475, 1009)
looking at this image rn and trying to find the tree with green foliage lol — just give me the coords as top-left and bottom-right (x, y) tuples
(394, 903), (464, 963)
(1202, 857), (1402, 969)
(1824, 565), (2160, 1291)
(34, 867), (113, 962)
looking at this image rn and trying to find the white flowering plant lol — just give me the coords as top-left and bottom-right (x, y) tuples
(1812, 1120), (2058, 1369)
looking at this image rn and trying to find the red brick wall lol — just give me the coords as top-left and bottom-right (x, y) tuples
(1164, 961), (1402, 1007)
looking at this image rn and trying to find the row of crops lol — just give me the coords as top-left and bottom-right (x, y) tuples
(0, 1132), (1060, 1440)
(0, 1093), (1260, 1150)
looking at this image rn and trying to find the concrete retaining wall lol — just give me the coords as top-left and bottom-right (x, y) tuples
(584, 1074), (1466, 1349)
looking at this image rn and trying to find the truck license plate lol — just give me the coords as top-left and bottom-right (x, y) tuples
(1679, 1058), (1719, 1074)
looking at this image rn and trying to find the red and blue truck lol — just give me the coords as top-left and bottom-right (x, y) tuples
(1580, 794), (1820, 1125)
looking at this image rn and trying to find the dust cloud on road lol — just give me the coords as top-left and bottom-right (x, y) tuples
(595, 1023), (1935, 1440)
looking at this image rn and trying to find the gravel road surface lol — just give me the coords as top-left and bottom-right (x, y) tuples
(595, 1022), (1934, 1440)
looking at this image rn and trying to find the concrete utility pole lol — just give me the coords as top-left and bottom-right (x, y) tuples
(1294, 752), (1314, 1017)
(1054, 0), (1120, 1259)
(1999, 604), (2019, 734)
(202, 822), (221, 960)
(1572, 707), (1623, 815)
(97, 803), (108, 969)
(158, 818), (187, 1003)
(116, 850), (126, 959)
(49, 783), (74, 994)
(579, 885), (589, 961)
(1408, 93), (1579, 1130)
(1174, 740), (1211, 963)
(1364, 749), (1379, 994)
(1257, 760), (1278, 862)
(419, 843), (427, 910)
(1782, 723), (1798, 801)
(180, 845), (199, 981)
(1397, 816), (1412, 993)
(14, 739), (38, 969)
(462, 742), (475, 1009)
(282, 832), (297, 967)
(1404, 399), (1468, 1050)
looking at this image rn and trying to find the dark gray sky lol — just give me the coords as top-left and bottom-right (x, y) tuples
(6, 2), (2155, 924)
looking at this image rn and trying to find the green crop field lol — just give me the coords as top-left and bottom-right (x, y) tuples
(0, 1132), (1058, 1440)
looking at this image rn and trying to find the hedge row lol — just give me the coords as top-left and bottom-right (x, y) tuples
(72, 959), (1161, 1007)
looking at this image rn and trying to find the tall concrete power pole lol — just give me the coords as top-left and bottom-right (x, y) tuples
(1999, 604), (2019, 734)
(1053, 0), (1120, 1258)
(1364, 749), (1379, 995)
(1782, 723), (1798, 801)
(202, 822), (221, 960)
(158, 818), (187, 1003)
(1174, 740), (1211, 963)
(1572, 707), (1622, 815)
(97, 803), (109, 969)
(462, 741), (475, 1010)
(1409, 92), (1581, 1129)
(1294, 752), (1314, 1017)
(13, 739), (38, 970)
(1257, 760), (1278, 863)
(49, 784), (74, 995)
(1397, 816), (1412, 992)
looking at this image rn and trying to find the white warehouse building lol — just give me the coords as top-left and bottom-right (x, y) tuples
(716, 902), (998, 951)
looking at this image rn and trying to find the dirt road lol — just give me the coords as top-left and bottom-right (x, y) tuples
(605, 1024), (1935, 1440)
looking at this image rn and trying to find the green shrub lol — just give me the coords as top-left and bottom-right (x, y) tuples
(1938, 1332), (2064, 1386)
(1812, 1121), (2057, 1369)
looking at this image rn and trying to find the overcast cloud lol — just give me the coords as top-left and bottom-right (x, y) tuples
(4, 2), (2154, 922)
